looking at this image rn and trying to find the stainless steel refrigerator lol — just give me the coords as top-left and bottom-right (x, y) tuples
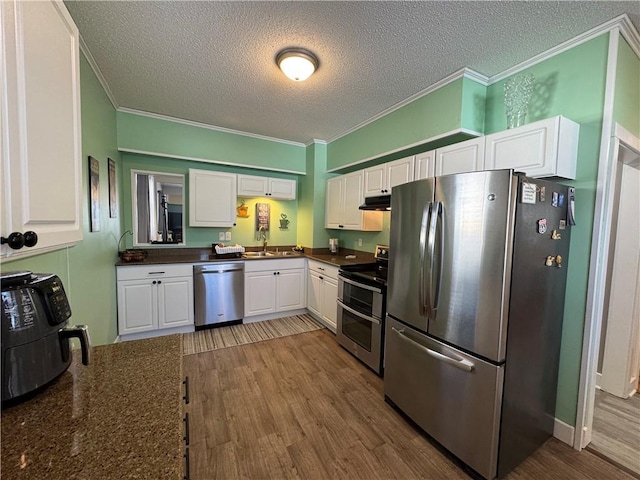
(384, 169), (574, 480)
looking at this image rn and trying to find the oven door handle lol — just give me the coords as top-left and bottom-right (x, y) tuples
(338, 275), (383, 294)
(337, 299), (380, 324)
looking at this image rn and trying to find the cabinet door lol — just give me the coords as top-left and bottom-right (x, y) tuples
(435, 138), (485, 176)
(189, 169), (237, 227)
(245, 271), (277, 316)
(269, 178), (296, 200)
(277, 269), (305, 311)
(321, 277), (339, 331)
(342, 171), (365, 229)
(307, 271), (322, 317)
(1, 0), (82, 259)
(158, 276), (194, 329)
(415, 151), (435, 180)
(325, 176), (344, 228)
(117, 280), (157, 334)
(363, 164), (386, 197)
(387, 156), (415, 191)
(484, 116), (578, 179)
(237, 174), (267, 197)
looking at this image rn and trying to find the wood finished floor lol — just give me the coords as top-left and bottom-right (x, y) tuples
(588, 389), (640, 476)
(183, 329), (634, 480)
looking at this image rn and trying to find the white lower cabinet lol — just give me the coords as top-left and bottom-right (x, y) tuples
(244, 258), (306, 318)
(116, 264), (194, 339)
(307, 260), (340, 332)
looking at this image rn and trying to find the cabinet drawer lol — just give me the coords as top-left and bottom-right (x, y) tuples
(117, 263), (194, 281)
(244, 258), (305, 272)
(307, 259), (339, 279)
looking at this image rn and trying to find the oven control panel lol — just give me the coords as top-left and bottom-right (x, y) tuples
(374, 245), (389, 261)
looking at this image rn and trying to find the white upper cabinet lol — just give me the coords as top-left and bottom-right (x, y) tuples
(484, 116), (579, 179)
(1, 0), (82, 259)
(237, 174), (296, 200)
(326, 171), (382, 231)
(414, 150), (436, 180)
(364, 156), (415, 197)
(189, 169), (237, 227)
(434, 137), (485, 176)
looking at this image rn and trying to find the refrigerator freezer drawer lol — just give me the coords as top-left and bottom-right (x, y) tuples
(384, 316), (504, 480)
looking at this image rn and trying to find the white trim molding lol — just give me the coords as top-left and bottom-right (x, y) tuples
(117, 108), (306, 148)
(326, 127), (482, 173)
(118, 147), (305, 176)
(78, 35), (119, 110)
(554, 418), (576, 446)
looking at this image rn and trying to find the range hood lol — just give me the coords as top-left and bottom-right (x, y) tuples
(359, 195), (391, 211)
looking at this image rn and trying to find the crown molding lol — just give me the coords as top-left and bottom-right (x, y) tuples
(305, 139), (328, 147)
(117, 108), (306, 148)
(326, 68), (487, 144)
(118, 148), (305, 175)
(489, 14), (638, 84)
(78, 35), (119, 110)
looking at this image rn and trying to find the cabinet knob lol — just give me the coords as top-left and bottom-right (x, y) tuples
(23, 231), (38, 247)
(1, 232), (25, 250)
(158, 280), (162, 284)
(152, 280), (157, 284)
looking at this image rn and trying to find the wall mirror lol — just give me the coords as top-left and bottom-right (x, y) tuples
(132, 170), (185, 245)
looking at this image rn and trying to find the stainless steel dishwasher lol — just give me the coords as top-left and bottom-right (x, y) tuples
(193, 263), (244, 329)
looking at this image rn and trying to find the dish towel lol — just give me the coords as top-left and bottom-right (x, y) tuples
(214, 244), (245, 255)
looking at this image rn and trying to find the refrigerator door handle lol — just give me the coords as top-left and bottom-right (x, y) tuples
(427, 201), (443, 314)
(391, 327), (474, 372)
(419, 202), (432, 315)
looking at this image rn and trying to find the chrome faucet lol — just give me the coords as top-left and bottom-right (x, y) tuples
(259, 226), (267, 252)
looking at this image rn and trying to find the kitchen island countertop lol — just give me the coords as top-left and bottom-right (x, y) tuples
(1, 335), (183, 480)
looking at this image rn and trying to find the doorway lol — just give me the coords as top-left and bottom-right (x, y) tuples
(586, 143), (640, 474)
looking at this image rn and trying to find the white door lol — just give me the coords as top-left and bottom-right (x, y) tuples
(387, 156), (415, 191)
(117, 281), (157, 334)
(415, 151), (435, 180)
(325, 176), (344, 228)
(307, 271), (322, 317)
(435, 137), (485, 176)
(1, 0), (82, 258)
(277, 269), (305, 311)
(269, 178), (296, 200)
(245, 271), (277, 316)
(321, 277), (339, 331)
(342, 172), (365, 229)
(237, 174), (267, 197)
(189, 169), (237, 227)
(363, 164), (385, 197)
(158, 277), (193, 329)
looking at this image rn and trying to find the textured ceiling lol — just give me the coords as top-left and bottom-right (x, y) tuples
(64, 1), (639, 144)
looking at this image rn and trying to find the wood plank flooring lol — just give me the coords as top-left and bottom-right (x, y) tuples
(588, 389), (640, 476)
(183, 329), (634, 480)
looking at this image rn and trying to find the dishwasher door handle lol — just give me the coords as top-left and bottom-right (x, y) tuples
(199, 268), (243, 274)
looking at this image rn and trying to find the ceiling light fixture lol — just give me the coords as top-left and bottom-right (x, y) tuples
(276, 48), (319, 82)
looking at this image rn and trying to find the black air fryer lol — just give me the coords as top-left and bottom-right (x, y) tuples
(1, 271), (90, 404)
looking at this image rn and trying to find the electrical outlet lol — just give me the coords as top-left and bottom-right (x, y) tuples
(358, 238), (363, 247)
(218, 232), (225, 241)
(225, 231), (231, 241)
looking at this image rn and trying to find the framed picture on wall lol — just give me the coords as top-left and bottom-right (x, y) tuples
(89, 156), (100, 232)
(108, 158), (117, 218)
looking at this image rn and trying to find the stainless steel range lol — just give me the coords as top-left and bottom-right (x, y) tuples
(336, 245), (388, 375)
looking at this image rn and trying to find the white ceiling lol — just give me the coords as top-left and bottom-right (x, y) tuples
(64, 1), (640, 145)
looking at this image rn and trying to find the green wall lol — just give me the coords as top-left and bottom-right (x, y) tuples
(326, 77), (486, 171)
(486, 35), (611, 426)
(117, 111), (307, 174)
(121, 153), (299, 250)
(613, 36), (640, 136)
(3, 54), (121, 346)
(297, 142), (332, 248)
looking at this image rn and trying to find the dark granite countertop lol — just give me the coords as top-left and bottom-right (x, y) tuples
(116, 247), (376, 268)
(1, 335), (183, 480)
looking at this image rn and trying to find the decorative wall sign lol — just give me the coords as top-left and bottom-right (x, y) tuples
(88, 156), (100, 232)
(108, 158), (117, 218)
(255, 202), (270, 238)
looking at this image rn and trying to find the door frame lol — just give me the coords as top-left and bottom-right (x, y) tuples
(575, 123), (640, 450)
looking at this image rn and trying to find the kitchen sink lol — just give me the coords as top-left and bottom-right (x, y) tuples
(269, 251), (301, 256)
(243, 251), (270, 257)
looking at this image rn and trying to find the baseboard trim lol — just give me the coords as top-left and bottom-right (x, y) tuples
(242, 309), (309, 324)
(553, 418), (576, 446)
(596, 372), (602, 389)
(117, 325), (195, 342)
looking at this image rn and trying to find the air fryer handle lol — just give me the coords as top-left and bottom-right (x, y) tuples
(60, 325), (91, 365)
